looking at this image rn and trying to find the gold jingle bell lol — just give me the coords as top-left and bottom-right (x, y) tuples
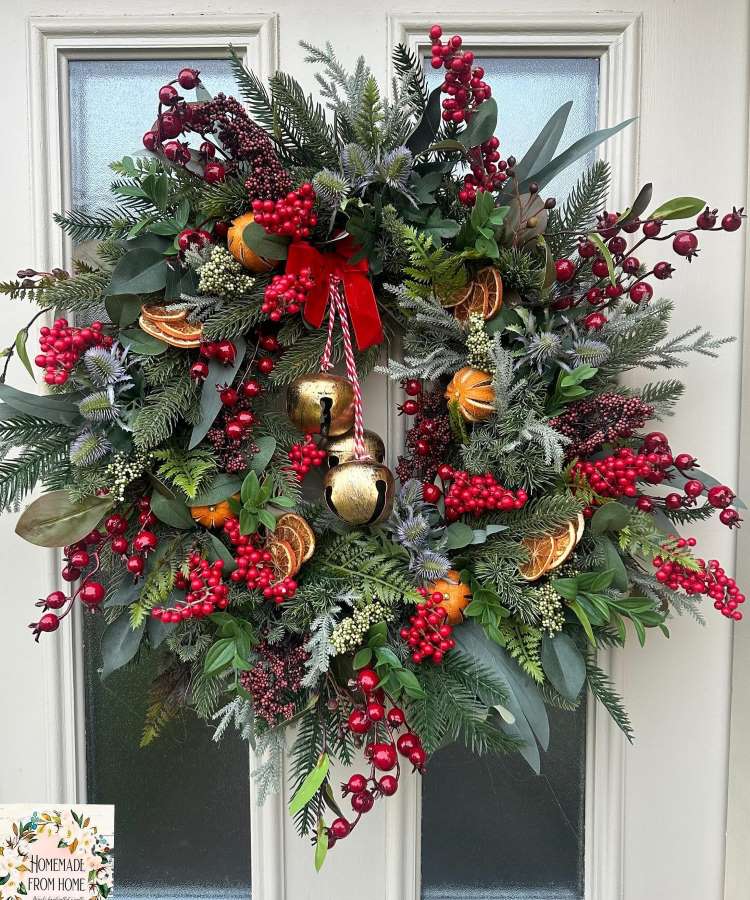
(286, 374), (355, 437)
(323, 460), (395, 526)
(325, 429), (385, 468)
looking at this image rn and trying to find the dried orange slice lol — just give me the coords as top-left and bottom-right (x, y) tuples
(474, 266), (504, 318)
(276, 513), (316, 562)
(267, 539), (298, 580)
(574, 512), (585, 544)
(158, 318), (203, 342)
(274, 525), (304, 572)
(142, 304), (187, 323)
(518, 533), (556, 581)
(453, 281), (487, 321)
(440, 282), (474, 310)
(547, 522), (578, 571)
(138, 315), (169, 342)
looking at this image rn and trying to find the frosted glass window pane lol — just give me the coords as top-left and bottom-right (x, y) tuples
(69, 59), (237, 212)
(427, 57), (599, 205)
(421, 707), (586, 899)
(71, 58), (251, 900)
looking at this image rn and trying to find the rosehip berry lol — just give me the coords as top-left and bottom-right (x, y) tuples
(404, 379), (422, 396)
(720, 508), (741, 528)
(44, 590), (67, 609)
(356, 669), (380, 694)
(672, 231), (699, 259)
(583, 312), (607, 330)
(330, 818), (351, 840)
(68, 548), (90, 569)
(371, 743), (397, 772)
(61, 565), (81, 582)
(351, 790), (374, 813)
(654, 261), (674, 280)
(111, 536), (128, 555)
(722, 210), (743, 232)
(177, 68), (200, 90)
(36, 613), (60, 634)
(554, 259), (576, 282)
(133, 531), (158, 553)
(386, 707), (406, 728)
(366, 701), (385, 722)
(422, 483), (441, 503)
(396, 733), (420, 756)
(697, 207), (718, 229)
(190, 360), (210, 381)
(642, 219), (662, 237)
(408, 746), (427, 769)
(378, 775), (399, 796)
(142, 130), (158, 151)
(126, 555), (145, 575)
(675, 454), (697, 470)
(707, 485), (735, 509)
(636, 497), (654, 512)
(346, 774), (368, 795)
(347, 709), (371, 735)
(622, 255), (640, 274)
(79, 581), (105, 608)
(591, 258), (610, 278)
(629, 281), (653, 303)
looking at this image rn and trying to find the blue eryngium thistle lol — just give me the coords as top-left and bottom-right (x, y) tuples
(70, 430), (111, 467)
(396, 512), (432, 548)
(569, 339), (611, 369)
(78, 389), (119, 422)
(411, 549), (451, 582)
(84, 345), (129, 386)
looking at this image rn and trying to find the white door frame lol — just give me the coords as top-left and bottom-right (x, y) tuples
(24, 10), (708, 900)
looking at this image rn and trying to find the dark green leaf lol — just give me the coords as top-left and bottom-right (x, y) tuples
(189, 337), (246, 449)
(16, 491), (113, 548)
(108, 247), (168, 296)
(568, 599), (596, 644)
(100, 615), (145, 679)
(105, 294), (142, 327)
(395, 668), (426, 698)
(512, 101), (572, 185)
(600, 536), (628, 590)
(353, 647), (373, 669)
(193, 473), (243, 507)
(242, 221), (289, 260)
(257, 509), (277, 531)
(14, 330), (35, 380)
(444, 521), (475, 549)
(204, 637), (236, 674)
(150, 491), (195, 530)
(406, 85), (442, 153)
(119, 328), (168, 356)
(458, 98), (498, 149)
(205, 533), (238, 573)
(540, 633), (586, 701)
(250, 435), (277, 474)
(147, 615), (177, 648)
(617, 183), (653, 226)
(0, 383), (80, 425)
(590, 501), (630, 535)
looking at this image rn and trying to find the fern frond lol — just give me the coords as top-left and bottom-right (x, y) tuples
(152, 447), (217, 500)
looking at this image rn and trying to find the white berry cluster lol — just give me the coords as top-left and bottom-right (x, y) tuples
(198, 246), (255, 299)
(330, 600), (392, 655)
(104, 449), (153, 502)
(532, 582), (565, 636)
(466, 313), (494, 371)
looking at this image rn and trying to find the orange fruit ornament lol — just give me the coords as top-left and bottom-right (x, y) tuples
(518, 534), (557, 581)
(190, 495), (239, 529)
(453, 266), (503, 321)
(276, 513), (316, 562)
(227, 213), (276, 273)
(445, 367), (496, 422)
(430, 569), (472, 624)
(267, 539), (299, 579)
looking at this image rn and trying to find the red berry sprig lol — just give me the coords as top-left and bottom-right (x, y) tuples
(36, 318), (112, 385)
(262, 268), (314, 321)
(652, 539), (745, 621)
(200, 339), (237, 366)
(441, 467), (528, 521)
(400, 587), (456, 665)
(151, 554), (229, 622)
(223, 517), (298, 602)
(429, 25), (491, 122)
(288, 434), (327, 480)
(252, 183), (317, 240)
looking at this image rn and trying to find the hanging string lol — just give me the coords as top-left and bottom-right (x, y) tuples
(319, 276), (366, 460)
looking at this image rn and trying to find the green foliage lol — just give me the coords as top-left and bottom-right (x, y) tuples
(132, 369), (200, 450)
(495, 621), (544, 682)
(547, 161), (611, 257)
(140, 664), (190, 747)
(0, 427), (71, 512)
(401, 226), (467, 299)
(53, 207), (138, 242)
(391, 43), (429, 114)
(585, 653), (634, 742)
(152, 447), (217, 500)
(129, 535), (191, 627)
(495, 246), (545, 295)
(269, 71), (340, 169)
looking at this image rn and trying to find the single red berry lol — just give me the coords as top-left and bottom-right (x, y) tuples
(36, 613), (60, 634)
(672, 231), (699, 259)
(68, 548), (90, 569)
(378, 775), (399, 796)
(654, 261), (674, 280)
(642, 220), (662, 238)
(720, 508), (741, 528)
(591, 258), (610, 278)
(697, 207), (718, 229)
(61, 564), (81, 582)
(404, 379), (422, 396)
(351, 790), (375, 814)
(583, 312), (607, 330)
(371, 743), (398, 772)
(225, 421), (244, 441)
(133, 531), (158, 553)
(401, 399), (419, 416)
(158, 112), (182, 139)
(422, 483), (441, 503)
(664, 493), (683, 510)
(126, 555), (145, 575)
(220, 387), (239, 407)
(684, 479), (705, 498)
(158, 84), (179, 105)
(629, 281), (653, 303)
(44, 590), (67, 610)
(396, 733), (420, 757)
(105, 514), (128, 535)
(215, 340), (237, 365)
(408, 746), (427, 769)
(111, 536), (128, 555)
(203, 161), (226, 184)
(346, 774), (368, 795)
(722, 209), (743, 232)
(142, 130), (158, 151)
(347, 709), (371, 735)
(177, 67), (200, 90)
(357, 669), (380, 694)
(386, 707), (406, 728)
(675, 453), (697, 470)
(707, 485), (735, 509)
(79, 581), (105, 608)
(622, 256), (640, 274)
(636, 497), (654, 512)
(554, 259), (576, 282)
(257, 357), (274, 374)
(242, 379), (262, 398)
(330, 818), (351, 840)
(190, 360), (210, 381)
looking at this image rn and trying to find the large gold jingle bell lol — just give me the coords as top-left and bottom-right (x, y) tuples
(323, 460), (395, 526)
(286, 374), (355, 437)
(324, 429), (386, 468)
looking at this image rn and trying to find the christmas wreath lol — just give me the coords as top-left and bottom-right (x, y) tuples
(1, 25), (745, 866)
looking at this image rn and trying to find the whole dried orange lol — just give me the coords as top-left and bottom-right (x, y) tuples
(445, 367), (495, 422)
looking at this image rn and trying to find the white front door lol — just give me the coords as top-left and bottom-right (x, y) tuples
(0, 3), (747, 899)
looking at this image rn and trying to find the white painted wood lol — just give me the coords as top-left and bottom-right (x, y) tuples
(0, 3), (747, 900)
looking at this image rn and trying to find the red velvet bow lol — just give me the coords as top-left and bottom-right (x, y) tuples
(285, 238), (384, 351)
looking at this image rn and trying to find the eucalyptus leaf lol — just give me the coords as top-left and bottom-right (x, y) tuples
(250, 435), (277, 474)
(406, 85), (442, 153)
(100, 615), (145, 680)
(105, 294), (142, 327)
(189, 337), (246, 449)
(540, 633), (586, 701)
(242, 221), (289, 260)
(289, 753), (330, 816)
(205, 533), (238, 573)
(512, 101), (572, 184)
(150, 491), (195, 530)
(108, 247), (168, 296)
(314, 819), (328, 871)
(444, 521), (475, 549)
(16, 491), (113, 548)
(192, 474), (243, 507)
(458, 98), (498, 149)
(14, 330), (35, 380)
(590, 501), (631, 535)
(119, 328), (168, 356)
(0, 383), (80, 425)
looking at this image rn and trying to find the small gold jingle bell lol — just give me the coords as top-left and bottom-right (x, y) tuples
(323, 459), (395, 526)
(324, 429), (386, 468)
(286, 374), (355, 437)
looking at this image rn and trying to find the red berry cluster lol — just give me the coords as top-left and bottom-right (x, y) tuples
(30, 529), (107, 640)
(151, 554), (229, 622)
(459, 136), (508, 205)
(223, 518), (298, 602)
(400, 587), (455, 665)
(572, 447), (663, 503)
(252, 183), (317, 240)
(105, 502), (159, 577)
(262, 268), (314, 321)
(288, 434), (327, 480)
(652, 540), (745, 621)
(36, 319), (112, 385)
(440, 467), (528, 521)
(328, 670), (426, 848)
(396, 382), (453, 484)
(553, 205), (744, 313)
(429, 25), (492, 122)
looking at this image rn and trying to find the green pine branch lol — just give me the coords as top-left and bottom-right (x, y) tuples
(547, 160), (611, 257)
(132, 375), (199, 450)
(585, 653), (634, 742)
(53, 207), (139, 242)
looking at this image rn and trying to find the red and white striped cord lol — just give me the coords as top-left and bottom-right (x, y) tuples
(320, 276), (366, 459)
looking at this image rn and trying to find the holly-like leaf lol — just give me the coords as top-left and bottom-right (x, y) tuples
(16, 491), (113, 548)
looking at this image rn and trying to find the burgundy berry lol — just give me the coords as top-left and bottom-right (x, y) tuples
(158, 84), (179, 105)
(719, 508), (742, 528)
(654, 261), (674, 280)
(44, 590), (67, 610)
(111, 536), (128, 555)
(408, 746), (427, 770)
(126, 555), (145, 576)
(578, 239), (596, 258)
(79, 581), (105, 609)
(345, 774), (368, 795)
(642, 219), (662, 238)
(643, 431), (668, 450)
(177, 229), (198, 251)
(366, 701), (385, 722)
(672, 231), (699, 259)
(158, 112), (182, 139)
(684, 479), (705, 498)
(351, 790), (375, 814)
(722, 208), (743, 232)
(133, 531), (158, 553)
(68, 548), (90, 568)
(203, 162), (226, 184)
(591, 258), (610, 278)
(190, 360), (210, 381)
(330, 818), (351, 840)
(105, 513), (128, 535)
(386, 707), (406, 728)
(242, 378), (262, 398)
(177, 67), (200, 90)
(404, 379), (422, 396)
(142, 130), (158, 151)
(220, 387), (239, 407)
(629, 281), (653, 304)
(34, 613), (60, 635)
(401, 399), (419, 416)
(697, 207), (718, 229)
(356, 668), (380, 694)
(257, 357), (274, 375)
(378, 775), (399, 796)
(608, 236), (627, 256)
(636, 497), (654, 512)
(61, 564), (81, 582)
(554, 259), (576, 282)
(215, 340), (237, 365)
(213, 221), (230, 240)
(622, 256), (640, 275)
(199, 141), (216, 158)
(396, 732), (420, 756)
(707, 485), (735, 509)
(225, 421), (244, 441)
(674, 453), (697, 470)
